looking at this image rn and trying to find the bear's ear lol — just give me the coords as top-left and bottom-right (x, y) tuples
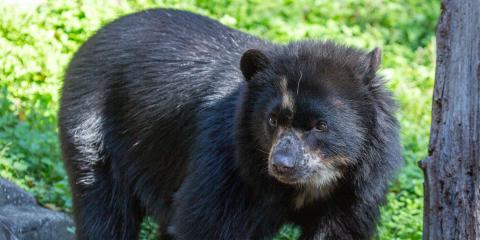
(368, 47), (381, 73)
(363, 47), (382, 84)
(240, 49), (270, 81)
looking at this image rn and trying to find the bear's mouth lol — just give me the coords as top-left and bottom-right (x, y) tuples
(272, 175), (300, 185)
(268, 165), (307, 185)
(268, 163), (343, 188)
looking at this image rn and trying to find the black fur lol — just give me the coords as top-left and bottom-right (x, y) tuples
(59, 9), (402, 240)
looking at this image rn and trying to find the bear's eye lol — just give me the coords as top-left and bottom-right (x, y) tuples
(268, 114), (278, 127)
(314, 120), (328, 132)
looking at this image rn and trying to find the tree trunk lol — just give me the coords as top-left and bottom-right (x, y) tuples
(420, 0), (480, 239)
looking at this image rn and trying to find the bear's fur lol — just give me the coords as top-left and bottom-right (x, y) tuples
(59, 8), (402, 240)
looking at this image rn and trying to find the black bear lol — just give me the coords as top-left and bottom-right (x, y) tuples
(59, 8), (402, 240)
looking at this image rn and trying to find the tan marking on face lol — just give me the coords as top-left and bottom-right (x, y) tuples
(303, 150), (343, 188)
(293, 148), (345, 208)
(294, 164), (342, 209)
(279, 77), (295, 110)
(292, 129), (304, 140)
(303, 140), (353, 168)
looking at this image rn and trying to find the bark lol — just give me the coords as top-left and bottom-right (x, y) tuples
(420, 0), (480, 239)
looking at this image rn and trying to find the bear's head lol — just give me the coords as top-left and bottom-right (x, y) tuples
(237, 41), (385, 193)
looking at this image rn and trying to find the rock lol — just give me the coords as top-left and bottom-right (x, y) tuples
(0, 179), (36, 207)
(0, 178), (74, 240)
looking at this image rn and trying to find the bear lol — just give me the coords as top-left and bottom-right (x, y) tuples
(59, 8), (402, 240)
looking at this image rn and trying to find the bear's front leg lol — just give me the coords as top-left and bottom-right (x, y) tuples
(171, 170), (289, 240)
(298, 200), (381, 240)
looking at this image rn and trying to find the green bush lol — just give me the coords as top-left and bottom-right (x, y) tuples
(0, 0), (439, 239)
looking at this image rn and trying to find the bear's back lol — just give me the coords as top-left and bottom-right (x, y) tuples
(59, 9), (269, 203)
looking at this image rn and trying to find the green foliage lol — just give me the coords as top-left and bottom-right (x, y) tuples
(0, 0), (439, 239)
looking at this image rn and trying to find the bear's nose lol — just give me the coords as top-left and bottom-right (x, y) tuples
(272, 153), (295, 174)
